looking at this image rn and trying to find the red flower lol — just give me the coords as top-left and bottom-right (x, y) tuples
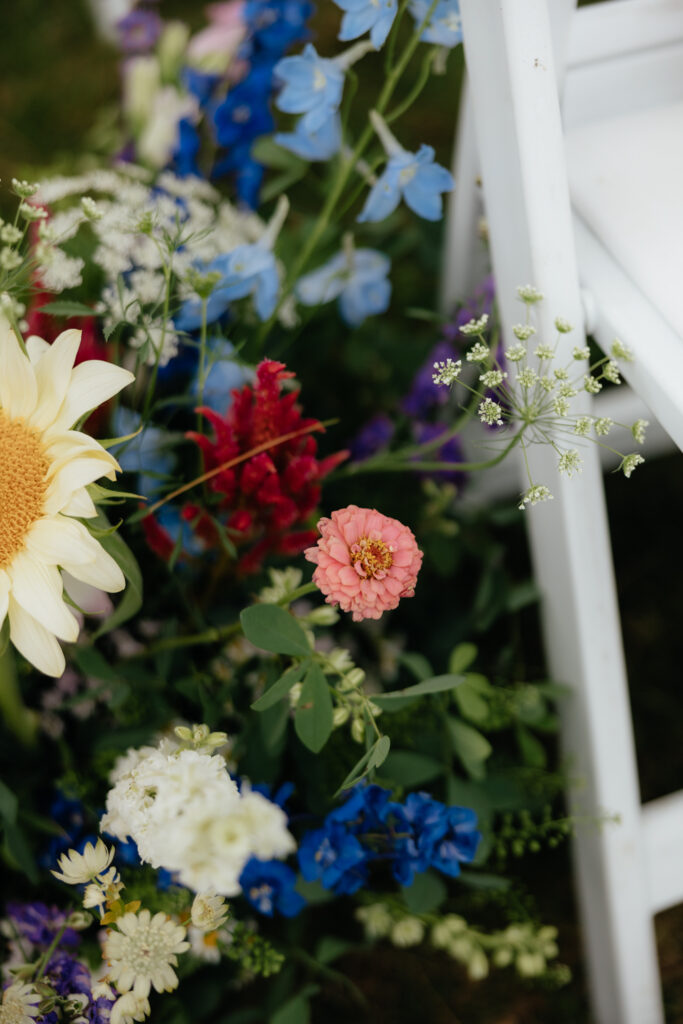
(180, 360), (348, 573)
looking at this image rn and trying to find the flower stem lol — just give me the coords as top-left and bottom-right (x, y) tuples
(0, 645), (36, 746)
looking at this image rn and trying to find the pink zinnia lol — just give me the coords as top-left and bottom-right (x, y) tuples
(304, 506), (423, 622)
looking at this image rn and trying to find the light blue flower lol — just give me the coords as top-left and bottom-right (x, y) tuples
(358, 144), (454, 222)
(296, 247), (391, 326)
(274, 43), (345, 133)
(410, 0), (463, 47)
(274, 113), (342, 161)
(191, 340), (251, 414)
(111, 407), (174, 499)
(334, 0), (398, 49)
(176, 245), (280, 329)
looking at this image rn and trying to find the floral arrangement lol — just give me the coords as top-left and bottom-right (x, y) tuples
(0, 1), (649, 1021)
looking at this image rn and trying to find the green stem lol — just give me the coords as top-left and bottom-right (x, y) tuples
(253, 0), (440, 354)
(386, 46), (437, 124)
(142, 262), (173, 420)
(341, 432), (522, 476)
(0, 645), (36, 746)
(35, 922), (68, 982)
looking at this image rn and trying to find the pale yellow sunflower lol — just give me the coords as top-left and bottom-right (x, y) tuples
(0, 324), (134, 676)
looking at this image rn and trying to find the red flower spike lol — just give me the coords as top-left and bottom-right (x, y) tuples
(180, 359), (349, 574)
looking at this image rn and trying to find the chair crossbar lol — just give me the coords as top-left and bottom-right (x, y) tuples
(643, 790), (683, 914)
(567, 0), (683, 68)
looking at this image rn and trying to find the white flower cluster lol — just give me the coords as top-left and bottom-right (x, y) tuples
(101, 734), (296, 896)
(435, 295), (648, 508)
(33, 167), (268, 367)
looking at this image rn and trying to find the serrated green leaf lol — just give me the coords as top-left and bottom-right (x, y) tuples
(294, 664), (333, 753)
(383, 751), (444, 786)
(252, 661), (309, 711)
(448, 717), (492, 780)
(241, 604), (310, 657)
(0, 781), (18, 824)
(448, 642), (478, 674)
(401, 871), (447, 914)
(37, 300), (95, 317)
(372, 673), (464, 709)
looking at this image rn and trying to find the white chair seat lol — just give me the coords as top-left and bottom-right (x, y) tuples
(566, 99), (683, 339)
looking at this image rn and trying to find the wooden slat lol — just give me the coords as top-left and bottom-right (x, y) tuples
(643, 791), (683, 914)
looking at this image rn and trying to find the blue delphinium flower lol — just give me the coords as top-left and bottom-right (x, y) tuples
(296, 246), (391, 326)
(245, 0), (314, 51)
(239, 857), (306, 917)
(358, 144), (454, 223)
(298, 821), (369, 894)
(429, 805), (481, 876)
(410, 0), (463, 47)
(274, 112), (342, 161)
(334, 0), (398, 48)
(176, 245), (279, 330)
(390, 792), (480, 884)
(274, 44), (345, 132)
(328, 782), (393, 831)
(111, 407), (174, 500)
(191, 340), (251, 414)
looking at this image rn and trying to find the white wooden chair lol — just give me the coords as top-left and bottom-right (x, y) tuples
(442, 2), (683, 1022)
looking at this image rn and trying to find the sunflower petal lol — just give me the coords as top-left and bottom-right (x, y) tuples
(63, 545), (125, 593)
(51, 362), (134, 432)
(26, 516), (97, 566)
(8, 596), (66, 677)
(7, 552), (80, 642)
(0, 327), (38, 419)
(29, 329), (82, 431)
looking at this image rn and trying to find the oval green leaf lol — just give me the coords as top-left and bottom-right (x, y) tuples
(241, 604), (311, 657)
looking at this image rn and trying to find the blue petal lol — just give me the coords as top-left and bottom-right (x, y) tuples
(338, 6), (379, 41)
(357, 174), (402, 223)
(370, 5), (398, 48)
(403, 177), (447, 220)
(275, 113), (341, 161)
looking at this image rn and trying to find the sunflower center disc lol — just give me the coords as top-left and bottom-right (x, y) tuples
(0, 411), (48, 569)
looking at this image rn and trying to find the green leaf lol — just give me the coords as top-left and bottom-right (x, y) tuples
(0, 617), (9, 658)
(294, 878), (334, 904)
(458, 872), (511, 891)
(261, 167), (307, 204)
(37, 300), (95, 318)
(0, 781), (18, 824)
(240, 604), (310, 657)
(505, 580), (541, 612)
(515, 723), (547, 768)
(383, 751), (444, 786)
(3, 821), (38, 883)
(448, 642), (478, 674)
(401, 871), (447, 914)
(73, 646), (122, 685)
(252, 136), (307, 170)
(252, 661), (309, 711)
(294, 664), (333, 753)
(372, 674), (464, 710)
(448, 717), (492, 780)
(270, 988), (318, 1024)
(315, 937), (353, 965)
(453, 681), (490, 725)
(334, 735), (391, 795)
(399, 651), (434, 681)
(92, 522), (143, 638)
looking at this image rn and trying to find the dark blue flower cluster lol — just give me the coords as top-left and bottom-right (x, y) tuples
(176, 1), (314, 206)
(298, 784), (480, 894)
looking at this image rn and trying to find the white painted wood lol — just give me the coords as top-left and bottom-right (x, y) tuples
(643, 792), (683, 914)
(566, 0), (683, 68)
(457, 2), (667, 1021)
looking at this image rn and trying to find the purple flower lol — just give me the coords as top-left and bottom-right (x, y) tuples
(45, 951), (91, 998)
(7, 903), (79, 951)
(349, 413), (396, 461)
(116, 9), (162, 53)
(412, 422), (467, 487)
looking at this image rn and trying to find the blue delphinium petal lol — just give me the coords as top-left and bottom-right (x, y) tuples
(190, 340), (250, 414)
(177, 243), (280, 329)
(359, 145), (454, 223)
(275, 44), (345, 132)
(111, 407), (174, 499)
(296, 247), (391, 326)
(298, 822), (369, 893)
(275, 113), (342, 161)
(239, 857), (306, 917)
(335, 0), (398, 48)
(410, 0), (463, 47)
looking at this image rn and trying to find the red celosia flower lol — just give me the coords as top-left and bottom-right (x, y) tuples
(182, 359), (348, 573)
(305, 505), (423, 621)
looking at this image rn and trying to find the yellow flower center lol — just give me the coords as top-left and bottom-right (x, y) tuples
(351, 536), (393, 579)
(0, 411), (48, 569)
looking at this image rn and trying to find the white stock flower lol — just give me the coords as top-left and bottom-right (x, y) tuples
(104, 910), (189, 998)
(391, 917), (425, 947)
(51, 839), (115, 885)
(0, 982), (40, 1024)
(0, 326), (134, 676)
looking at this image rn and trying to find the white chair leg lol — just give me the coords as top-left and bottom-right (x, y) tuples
(458, 2), (664, 1021)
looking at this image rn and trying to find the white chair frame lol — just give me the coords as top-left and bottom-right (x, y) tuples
(443, 2), (683, 1022)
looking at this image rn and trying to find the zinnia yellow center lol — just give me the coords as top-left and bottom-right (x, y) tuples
(0, 411), (48, 569)
(351, 536), (393, 579)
